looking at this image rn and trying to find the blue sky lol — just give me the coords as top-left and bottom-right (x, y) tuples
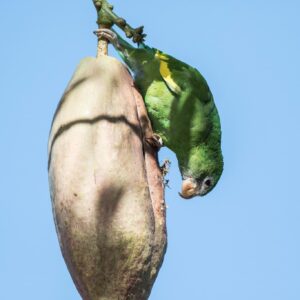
(1, 0), (300, 299)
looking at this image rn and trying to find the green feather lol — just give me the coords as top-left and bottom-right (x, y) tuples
(113, 31), (223, 195)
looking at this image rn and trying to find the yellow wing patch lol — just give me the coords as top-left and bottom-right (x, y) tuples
(155, 51), (182, 94)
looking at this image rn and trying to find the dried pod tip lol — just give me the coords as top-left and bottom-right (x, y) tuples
(94, 0), (102, 9)
(116, 18), (127, 27)
(134, 26), (144, 34)
(133, 33), (146, 44)
(125, 29), (133, 38)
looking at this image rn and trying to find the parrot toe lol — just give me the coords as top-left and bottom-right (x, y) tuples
(145, 134), (163, 150)
(93, 29), (122, 50)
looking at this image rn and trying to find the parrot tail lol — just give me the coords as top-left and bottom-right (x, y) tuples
(111, 29), (138, 68)
(110, 29), (155, 75)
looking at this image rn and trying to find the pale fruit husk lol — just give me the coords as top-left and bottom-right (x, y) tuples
(48, 56), (166, 300)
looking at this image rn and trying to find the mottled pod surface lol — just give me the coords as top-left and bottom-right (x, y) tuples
(48, 56), (167, 300)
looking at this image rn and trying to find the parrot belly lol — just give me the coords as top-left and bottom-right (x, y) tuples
(143, 80), (174, 145)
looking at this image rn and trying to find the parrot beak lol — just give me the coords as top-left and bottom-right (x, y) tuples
(179, 178), (198, 199)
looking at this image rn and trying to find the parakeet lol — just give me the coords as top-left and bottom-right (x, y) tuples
(95, 29), (223, 199)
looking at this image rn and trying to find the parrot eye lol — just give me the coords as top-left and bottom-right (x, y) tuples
(204, 178), (213, 188)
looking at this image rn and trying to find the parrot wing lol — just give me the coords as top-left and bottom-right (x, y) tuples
(154, 51), (182, 94)
(154, 51), (184, 94)
(154, 50), (213, 104)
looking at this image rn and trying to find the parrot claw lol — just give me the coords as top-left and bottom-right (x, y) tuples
(93, 28), (122, 50)
(160, 159), (171, 187)
(145, 134), (163, 150)
(160, 159), (171, 176)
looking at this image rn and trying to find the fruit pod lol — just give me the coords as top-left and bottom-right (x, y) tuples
(48, 56), (167, 300)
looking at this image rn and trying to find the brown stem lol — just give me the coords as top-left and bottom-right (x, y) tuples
(97, 24), (110, 57)
(49, 57), (167, 300)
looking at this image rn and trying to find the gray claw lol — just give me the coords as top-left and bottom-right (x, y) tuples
(93, 29), (122, 50)
(145, 134), (163, 150)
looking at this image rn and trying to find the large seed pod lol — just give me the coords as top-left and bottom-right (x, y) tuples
(48, 56), (167, 300)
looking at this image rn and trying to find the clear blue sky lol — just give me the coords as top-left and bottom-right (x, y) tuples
(1, 0), (300, 299)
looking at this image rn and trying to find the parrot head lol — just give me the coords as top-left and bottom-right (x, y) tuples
(180, 176), (218, 199)
(178, 144), (223, 199)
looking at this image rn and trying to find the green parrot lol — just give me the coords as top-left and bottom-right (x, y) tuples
(95, 28), (223, 199)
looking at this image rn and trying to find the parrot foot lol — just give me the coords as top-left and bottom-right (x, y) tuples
(160, 159), (171, 177)
(145, 134), (163, 150)
(93, 28), (123, 51)
(160, 159), (171, 188)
